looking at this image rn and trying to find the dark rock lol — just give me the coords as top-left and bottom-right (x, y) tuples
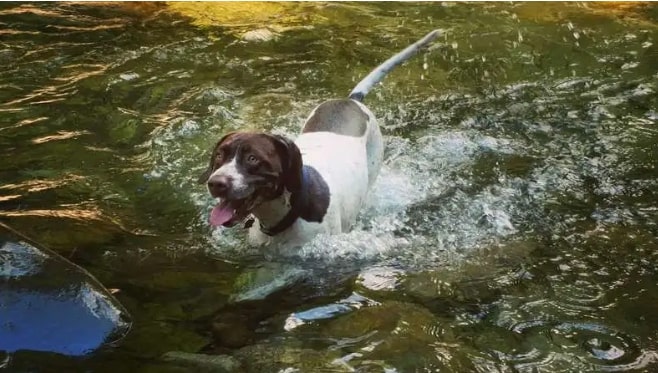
(211, 314), (254, 348)
(0, 223), (132, 357)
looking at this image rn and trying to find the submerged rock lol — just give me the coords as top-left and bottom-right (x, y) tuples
(241, 28), (278, 42)
(234, 342), (345, 372)
(283, 292), (379, 331)
(0, 224), (131, 357)
(161, 351), (241, 372)
(229, 262), (307, 303)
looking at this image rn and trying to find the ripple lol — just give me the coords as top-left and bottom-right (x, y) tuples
(548, 281), (612, 315)
(553, 322), (641, 363)
(356, 266), (404, 291)
(506, 319), (651, 372)
(0, 203), (145, 237)
(30, 130), (90, 144)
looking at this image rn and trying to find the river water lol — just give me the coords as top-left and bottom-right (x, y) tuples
(1, 2), (657, 372)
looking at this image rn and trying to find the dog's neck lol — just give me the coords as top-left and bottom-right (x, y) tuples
(251, 189), (293, 229)
(251, 166), (310, 235)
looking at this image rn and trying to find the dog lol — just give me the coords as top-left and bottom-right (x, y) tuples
(198, 30), (441, 247)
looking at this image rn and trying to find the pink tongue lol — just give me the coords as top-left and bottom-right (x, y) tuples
(209, 203), (235, 227)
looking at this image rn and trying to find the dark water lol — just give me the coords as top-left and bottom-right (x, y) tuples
(1, 2), (657, 372)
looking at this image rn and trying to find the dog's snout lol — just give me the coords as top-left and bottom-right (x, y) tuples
(207, 175), (230, 196)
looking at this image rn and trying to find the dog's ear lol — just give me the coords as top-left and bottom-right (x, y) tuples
(197, 132), (236, 184)
(271, 134), (303, 192)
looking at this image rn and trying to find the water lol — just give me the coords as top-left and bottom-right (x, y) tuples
(1, 2), (657, 372)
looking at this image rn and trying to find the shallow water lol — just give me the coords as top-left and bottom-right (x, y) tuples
(1, 2), (657, 372)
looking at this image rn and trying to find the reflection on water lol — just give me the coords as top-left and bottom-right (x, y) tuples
(0, 174), (84, 193)
(0, 1), (657, 372)
(31, 130), (91, 144)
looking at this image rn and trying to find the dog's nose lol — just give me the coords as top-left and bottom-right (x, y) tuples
(207, 175), (230, 196)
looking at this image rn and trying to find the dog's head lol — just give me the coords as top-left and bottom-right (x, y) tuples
(197, 132), (302, 227)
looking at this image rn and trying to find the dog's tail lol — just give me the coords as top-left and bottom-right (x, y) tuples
(348, 29), (442, 102)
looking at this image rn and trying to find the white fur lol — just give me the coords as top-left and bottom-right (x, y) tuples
(247, 100), (382, 248)
(210, 157), (249, 195)
(251, 190), (292, 226)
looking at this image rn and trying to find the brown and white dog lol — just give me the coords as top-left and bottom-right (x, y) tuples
(198, 30), (441, 247)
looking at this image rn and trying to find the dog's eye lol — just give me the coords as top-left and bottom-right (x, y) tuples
(246, 154), (258, 164)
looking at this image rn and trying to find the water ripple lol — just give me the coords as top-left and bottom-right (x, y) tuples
(505, 319), (653, 372)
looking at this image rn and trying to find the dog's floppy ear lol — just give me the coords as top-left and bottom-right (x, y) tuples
(197, 132), (236, 184)
(271, 134), (303, 192)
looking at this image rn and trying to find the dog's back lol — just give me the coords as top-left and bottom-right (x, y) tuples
(300, 99), (383, 188)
